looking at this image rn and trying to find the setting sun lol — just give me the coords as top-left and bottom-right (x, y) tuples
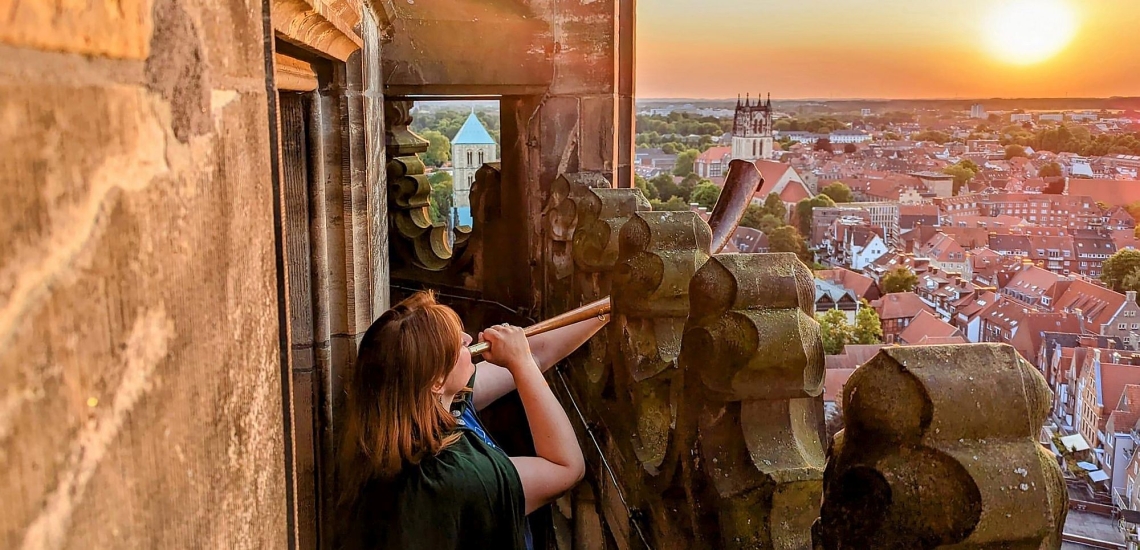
(984, 0), (1079, 65)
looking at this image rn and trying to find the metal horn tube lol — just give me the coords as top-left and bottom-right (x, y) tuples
(468, 161), (763, 358)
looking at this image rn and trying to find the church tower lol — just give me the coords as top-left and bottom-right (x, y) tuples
(731, 93), (774, 161)
(451, 111), (498, 213)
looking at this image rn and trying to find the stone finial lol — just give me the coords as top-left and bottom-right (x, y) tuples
(573, 188), (651, 273)
(610, 211), (711, 475)
(680, 253), (826, 549)
(817, 344), (1067, 549)
(384, 99), (466, 272)
(546, 172), (614, 280)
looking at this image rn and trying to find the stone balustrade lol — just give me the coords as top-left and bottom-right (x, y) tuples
(542, 172), (1067, 550)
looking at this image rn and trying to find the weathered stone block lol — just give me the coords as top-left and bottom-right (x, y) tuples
(817, 344), (1067, 550)
(0, 0), (154, 59)
(680, 253), (826, 550)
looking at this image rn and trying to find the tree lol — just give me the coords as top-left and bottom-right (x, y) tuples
(1039, 162), (1063, 178)
(852, 302), (883, 345)
(1124, 272), (1140, 293)
(883, 131), (902, 141)
(818, 309), (853, 356)
(678, 173), (703, 202)
(421, 130), (452, 167)
(690, 182), (721, 209)
(881, 266), (918, 294)
(635, 174), (659, 200)
(762, 192), (787, 220)
(652, 173), (681, 201)
(661, 143), (678, 155)
(843, 143), (858, 154)
(1102, 249), (1140, 292)
(768, 225), (813, 265)
(739, 204), (767, 230)
(673, 149), (700, 176)
(943, 162), (977, 196)
(428, 173), (454, 224)
(814, 137), (833, 152)
(1005, 144), (1028, 159)
(795, 195), (837, 236)
(650, 196), (690, 211)
(820, 182), (853, 204)
(756, 214), (784, 235)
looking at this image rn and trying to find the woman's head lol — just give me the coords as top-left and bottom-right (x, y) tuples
(342, 291), (473, 481)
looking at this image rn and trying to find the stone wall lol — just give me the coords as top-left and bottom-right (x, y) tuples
(0, 0), (288, 546)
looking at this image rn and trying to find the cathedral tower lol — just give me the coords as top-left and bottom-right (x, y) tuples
(731, 93), (774, 161)
(451, 111), (498, 212)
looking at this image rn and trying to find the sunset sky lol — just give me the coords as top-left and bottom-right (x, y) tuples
(636, 0), (1140, 100)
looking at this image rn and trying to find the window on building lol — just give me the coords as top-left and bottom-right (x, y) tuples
(1121, 323), (1128, 330)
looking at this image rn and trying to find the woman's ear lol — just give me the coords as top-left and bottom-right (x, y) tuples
(431, 376), (445, 394)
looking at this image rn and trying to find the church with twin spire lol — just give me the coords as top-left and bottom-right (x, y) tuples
(731, 93), (775, 162)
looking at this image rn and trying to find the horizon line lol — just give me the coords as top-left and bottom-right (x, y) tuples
(636, 96), (1140, 102)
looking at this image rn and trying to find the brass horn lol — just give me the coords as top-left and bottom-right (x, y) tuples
(468, 160), (763, 358)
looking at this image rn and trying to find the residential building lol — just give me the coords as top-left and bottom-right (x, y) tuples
(1104, 386), (1140, 495)
(980, 193), (1105, 231)
(845, 202), (901, 247)
(999, 263), (1067, 310)
(897, 310), (966, 345)
(754, 160), (815, 206)
(1054, 280), (1129, 336)
(829, 130), (871, 144)
(815, 268), (881, 303)
(636, 147), (678, 173)
(844, 226), (889, 270)
(915, 268), (975, 321)
(872, 292), (935, 343)
(694, 146), (731, 179)
(1103, 291), (1140, 348)
(815, 278), (861, 323)
(955, 290), (998, 342)
(917, 232), (969, 276)
(910, 171), (955, 198)
(1076, 350), (1140, 472)
(970, 104), (986, 119)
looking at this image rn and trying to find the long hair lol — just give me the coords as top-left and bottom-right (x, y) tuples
(339, 291), (465, 501)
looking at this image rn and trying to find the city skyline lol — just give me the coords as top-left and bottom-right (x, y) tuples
(637, 0), (1140, 100)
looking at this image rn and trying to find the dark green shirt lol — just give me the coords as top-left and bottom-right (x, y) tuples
(343, 386), (527, 550)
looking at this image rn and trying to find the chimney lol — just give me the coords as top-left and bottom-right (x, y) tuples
(1129, 290), (1138, 305)
(1108, 339), (1117, 351)
(1113, 351), (1122, 364)
(1074, 308), (1085, 334)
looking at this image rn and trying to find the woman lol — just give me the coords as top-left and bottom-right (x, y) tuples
(338, 291), (606, 549)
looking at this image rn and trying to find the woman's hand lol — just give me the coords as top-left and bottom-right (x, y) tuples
(479, 324), (537, 374)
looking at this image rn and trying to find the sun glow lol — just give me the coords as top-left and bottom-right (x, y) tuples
(984, 0), (1079, 65)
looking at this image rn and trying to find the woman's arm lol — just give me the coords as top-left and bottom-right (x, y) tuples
(472, 316), (607, 411)
(481, 326), (585, 514)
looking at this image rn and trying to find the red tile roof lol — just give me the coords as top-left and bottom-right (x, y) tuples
(872, 292), (934, 321)
(696, 146), (731, 163)
(816, 268), (879, 301)
(1107, 384), (1140, 435)
(1054, 279), (1126, 333)
(824, 368), (856, 405)
(1067, 179), (1140, 207)
(897, 310), (961, 345)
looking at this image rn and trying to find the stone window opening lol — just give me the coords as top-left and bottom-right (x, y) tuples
(270, 37), (377, 548)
